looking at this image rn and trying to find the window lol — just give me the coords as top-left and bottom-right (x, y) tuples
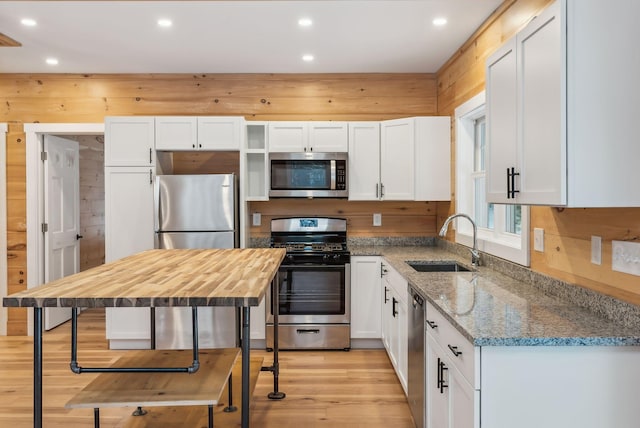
(454, 92), (530, 266)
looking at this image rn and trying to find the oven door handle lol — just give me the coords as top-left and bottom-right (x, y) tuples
(279, 264), (347, 270)
(296, 329), (321, 334)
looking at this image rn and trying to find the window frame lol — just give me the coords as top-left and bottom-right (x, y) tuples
(454, 91), (530, 266)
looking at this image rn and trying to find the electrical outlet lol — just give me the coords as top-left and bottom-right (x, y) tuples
(533, 228), (544, 252)
(373, 213), (382, 227)
(591, 236), (602, 265)
(612, 240), (640, 276)
(252, 212), (261, 227)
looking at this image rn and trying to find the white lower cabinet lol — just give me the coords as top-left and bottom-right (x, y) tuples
(425, 301), (479, 428)
(104, 166), (155, 349)
(425, 299), (640, 428)
(381, 261), (408, 394)
(350, 256), (382, 339)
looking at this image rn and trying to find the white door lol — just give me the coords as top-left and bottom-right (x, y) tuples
(43, 135), (80, 330)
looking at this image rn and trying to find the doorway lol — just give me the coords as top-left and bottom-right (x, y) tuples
(25, 124), (104, 334)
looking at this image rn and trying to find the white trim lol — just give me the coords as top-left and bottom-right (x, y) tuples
(0, 124), (7, 335)
(25, 123), (104, 335)
(454, 93), (530, 266)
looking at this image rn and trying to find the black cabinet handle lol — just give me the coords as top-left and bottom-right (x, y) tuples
(76, 234), (83, 240)
(507, 167), (520, 199)
(448, 344), (462, 357)
(149, 169), (153, 184)
(149, 147), (152, 164)
(384, 286), (390, 303)
(426, 319), (438, 329)
(392, 297), (398, 318)
(437, 357), (448, 393)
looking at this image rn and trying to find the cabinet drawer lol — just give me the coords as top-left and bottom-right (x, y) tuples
(426, 301), (477, 388)
(385, 264), (408, 304)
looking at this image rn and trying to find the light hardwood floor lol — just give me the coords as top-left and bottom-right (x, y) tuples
(0, 309), (415, 427)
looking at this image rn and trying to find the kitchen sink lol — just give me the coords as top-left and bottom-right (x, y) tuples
(406, 260), (471, 272)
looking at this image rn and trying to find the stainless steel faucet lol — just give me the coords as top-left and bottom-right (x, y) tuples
(439, 213), (480, 267)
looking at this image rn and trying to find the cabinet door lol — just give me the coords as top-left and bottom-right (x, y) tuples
(426, 334), (449, 428)
(309, 122), (348, 152)
(396, 294), (408, 394)
(517, 1), (564, 205)
(105, 166), (155, 345)
(268, 122), (307, 152)
(380, 118), (414, 200)
(414, 117), (451, 201)
(348, 122), (381, 200)
(105, 117), (155, 167)
(485, 39), (517, 204)
(450, 365), (478, 428)
(381, 264), (392, 352)
(104, 167), (155, 262)
(198, 116), (242, 151)
(155, 116), (197, 151)
(350, 256), (382, 339)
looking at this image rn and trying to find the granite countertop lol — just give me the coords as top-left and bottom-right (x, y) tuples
(351, 245), (640, 347)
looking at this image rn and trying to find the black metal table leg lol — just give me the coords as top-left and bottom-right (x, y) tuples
(34, 307), (43, 428)
(268, 278), (285, 400)
(241, 306), (250, 428)
(208, 404), (213, 428)
(93, 408), (100, 428)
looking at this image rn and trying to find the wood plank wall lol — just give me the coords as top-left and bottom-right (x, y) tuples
(0, 73), (439, 334)
(249, 200), (438, 239)
(436, 0), (640, 306)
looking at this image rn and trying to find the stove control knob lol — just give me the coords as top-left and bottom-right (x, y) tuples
(322, 254), (331, 262)
(286, 254), (295, 262)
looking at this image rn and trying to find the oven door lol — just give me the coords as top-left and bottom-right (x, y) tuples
(267, 263), (350, 324)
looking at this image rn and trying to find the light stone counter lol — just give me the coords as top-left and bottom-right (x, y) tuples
(351, 244), (640, 346)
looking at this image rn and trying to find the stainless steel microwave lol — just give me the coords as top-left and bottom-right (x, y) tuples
(269, 152), (348, 198)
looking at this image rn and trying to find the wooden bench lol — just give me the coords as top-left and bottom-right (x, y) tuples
(66, 348), (240, 428)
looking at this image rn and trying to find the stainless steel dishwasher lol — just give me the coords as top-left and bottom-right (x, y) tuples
(408, 285), (425, 428)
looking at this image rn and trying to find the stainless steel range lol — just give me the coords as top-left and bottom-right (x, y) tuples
(266, 217), (350, 350)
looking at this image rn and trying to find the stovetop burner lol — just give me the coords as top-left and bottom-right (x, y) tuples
(270, 217), (349, 264)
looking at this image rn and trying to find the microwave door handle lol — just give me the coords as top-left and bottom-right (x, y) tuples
(330, 159), (336, 190)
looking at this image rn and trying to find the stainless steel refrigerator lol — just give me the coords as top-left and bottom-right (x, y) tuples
(154, 173), (238, 349)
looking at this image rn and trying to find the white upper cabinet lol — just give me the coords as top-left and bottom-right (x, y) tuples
(380, 118), (415, 200)
(378, 117), (451, 201)
(105, 116), (155, 167)
(348, 122), (381, 200)
(155, 116), (197, 151)
(486, 0), (640, 207)
(308, 122), (348, 152)
(155, 116), (242, 151)
(268, 121), (348, 152)
(198, 116), (243, 150)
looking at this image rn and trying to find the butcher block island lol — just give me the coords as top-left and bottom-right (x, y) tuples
(3, 248), (286, 428)
(4, 248), (285, 308)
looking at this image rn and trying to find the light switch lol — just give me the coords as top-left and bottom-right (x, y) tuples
(534, 228), (544, 252)
(591, 236), (602, 265)
(252, 212), (261, 226)
(373, 213), (382, 227)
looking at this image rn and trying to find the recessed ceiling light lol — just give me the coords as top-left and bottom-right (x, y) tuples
(302, 54), (314, 62)
(298, 18), (313, 27)
(45, 58), (59, 66)
(433, 17), (447, 26)
(157, 18), (173, 28)
(21, 18), (37, 27)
